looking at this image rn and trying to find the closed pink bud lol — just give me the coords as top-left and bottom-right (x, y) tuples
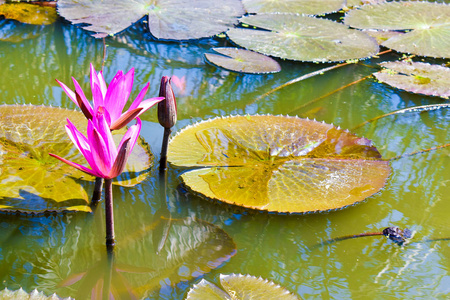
(158, 76), (177, 129)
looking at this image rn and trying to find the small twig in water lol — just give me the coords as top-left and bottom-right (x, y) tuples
(352, 103), (450, 131)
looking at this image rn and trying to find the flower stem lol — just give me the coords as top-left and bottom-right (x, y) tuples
(92, 177), (103, 204)
(159, 127), (172, 173)
(104, 179), (115, 249)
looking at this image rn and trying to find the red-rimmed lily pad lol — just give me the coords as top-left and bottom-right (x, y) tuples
(204, 48), (281, 74)
(168, 115), (390, 213)
(374, 61), (450, 98)
(186, 274), (299, 300)
(242, 0), (343, 15)
(344, 1), (450, 58)
(0, 2), (57, 25)
(57, 0), (245, 40)
(226, 14), (379, 62)
(0, 105), (153, 214)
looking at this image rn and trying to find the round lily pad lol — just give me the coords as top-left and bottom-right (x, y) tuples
(57, 0), (245, 40)
(187, 274), (299, 300)
(374, 61), (450, 98)
(344, 1), (450, 58)
(242, 0), (343, 15)
(227, 14), (379, 62)
(168, 115), (390, 213)
(204, 48), (281, 74)
(0, 105), (153, 214)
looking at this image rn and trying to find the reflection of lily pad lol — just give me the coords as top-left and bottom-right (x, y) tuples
(0, 3), (57, 25)
(0, 105), (153, 214)
(168, 115), (390, 213)
(227, 14), (379, 62)
(186, 274), (299, 300)
(374, 61), (450, 98)
(120, 217), (237, 297)
(204, 48), (281, 74)
(344, 1), (450, 58)
(0, 288), (72, 299)
(57, 0), (244, 40)
(242, 0), (343, 15)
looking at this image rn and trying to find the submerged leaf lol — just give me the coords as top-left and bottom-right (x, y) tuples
(242, 0), (343, 15)
(227, 14), (379, 62)
(374, 61), (450, 98)
(0, 3), (57, 25)
(0, 105), (153, 213)
(168, 115), (390, 213)
(186, 274), (299, 299)
(204, 48), (281, 74)
(57, 0), (244, 40)
(344, 1), (450, 58)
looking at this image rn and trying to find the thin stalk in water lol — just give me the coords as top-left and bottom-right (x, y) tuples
(91, 177), (103, 204)
(104, 178), (115, 249)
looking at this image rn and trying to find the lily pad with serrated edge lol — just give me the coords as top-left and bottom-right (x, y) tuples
(344, 1), (450, 58)
(0, 105), (153, 214)
(168, 115), (390, 214)
(204, 48), (281, 74)
(0, 2), (57, 25)
(226, 14), (379, 62)
(374, 61), (450, 98)
(57, 0), (244, 40)
(0, 288), (72, 300)
(242, 0), (343, 15)
(186, 274), (299, 300)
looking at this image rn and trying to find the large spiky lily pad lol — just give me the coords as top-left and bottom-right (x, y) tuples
(0, 288), (72, 299)
(204, 48), (281, 74)
(226, 14), (379, 62)
(168, 115), (390, 213)
(0, 2), (57, 25)
(0, 105), (153, 214)
(374, 61), (450, 98)
(344, 1), (450, 58)
(186, 274), (299, 300)
(242, 0), (343, 15)
(57, 0), (244, 39)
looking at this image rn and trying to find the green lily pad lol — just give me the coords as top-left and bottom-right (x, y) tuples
(242, 0), (343, 15)
(373, 61), (450, 98)
(0, 105), (153, 214)
(204, 48), (281, 74)
(0, 288), (72, 300)
(168, 115), (390, 213)
(227, 14), (379, 62)
(344, 1), (450, 58)
(186, 274), (299, 300)
(57, 0), (244, 40)
(0, 2), (57, 25)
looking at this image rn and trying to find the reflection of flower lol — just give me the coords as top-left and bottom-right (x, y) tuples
(57, 63), (163, 130)
(50, 108), (141, 179)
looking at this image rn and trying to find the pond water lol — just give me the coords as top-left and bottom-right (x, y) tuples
(0, 15), (449, 300)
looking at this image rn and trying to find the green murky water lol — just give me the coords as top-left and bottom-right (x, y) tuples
(0, 17), (449, 299)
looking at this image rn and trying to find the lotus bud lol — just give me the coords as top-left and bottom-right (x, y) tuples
(158, 76), (177, 129)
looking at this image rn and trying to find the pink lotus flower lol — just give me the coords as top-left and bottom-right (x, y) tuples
(56, 64), (163, 130)
(49, 108), (141, 179)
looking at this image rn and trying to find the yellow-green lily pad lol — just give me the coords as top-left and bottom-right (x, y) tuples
(227, 14), (379, 62)
(204, 47), (281, 74)
(242, 0), (343, 15)
(374, 61), (450, 98)
(186, 274), (299, 300)
(168, 115), (390, 213)
(0, 2), (57, 25)
(0, 105), (153, 214)
(344, 1), (450, 58)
